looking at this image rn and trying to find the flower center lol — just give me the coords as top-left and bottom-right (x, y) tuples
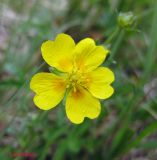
(66, 70), (90, 92)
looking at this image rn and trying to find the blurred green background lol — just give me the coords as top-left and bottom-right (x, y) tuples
(0, 0), (157, 159)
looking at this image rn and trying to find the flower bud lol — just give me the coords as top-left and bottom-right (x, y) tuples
(118, 12), (135, 28)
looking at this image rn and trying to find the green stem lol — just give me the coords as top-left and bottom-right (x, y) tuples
(105, 27), (120, 44)
(144, 1), (157, 79)
(110, 29), (125, 59)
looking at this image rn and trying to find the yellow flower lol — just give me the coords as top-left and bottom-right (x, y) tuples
(30, 33), (115, 124)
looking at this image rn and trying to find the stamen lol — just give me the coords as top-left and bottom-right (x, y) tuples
(66, 68), (88, 90)
(73, 87), (76, 92)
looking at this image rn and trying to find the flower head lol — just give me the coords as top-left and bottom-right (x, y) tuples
(30, 33), (115, 124)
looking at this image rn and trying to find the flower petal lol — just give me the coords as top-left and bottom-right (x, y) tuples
(74, 38), (109, 72)
(86, 67), (115, 99)
(66, 87), (101, 124)
(41, 33), (75, 72)
(30, 72), (66, 110)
